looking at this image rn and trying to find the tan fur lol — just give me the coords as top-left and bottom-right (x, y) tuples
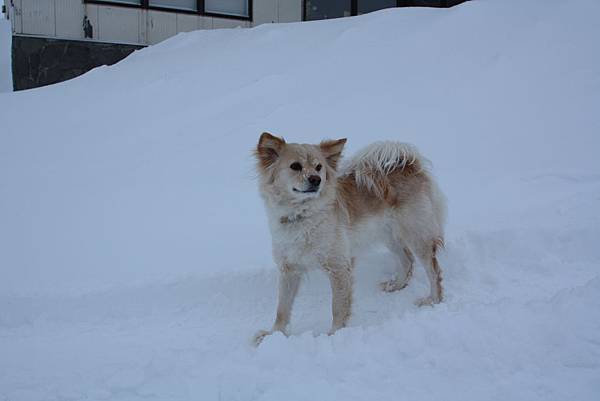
(253, 133), (446, 345)
(255, 132), (286, 170)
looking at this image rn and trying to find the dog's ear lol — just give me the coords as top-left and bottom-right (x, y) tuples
(256, 132), (286, 169)
(320, 138), (347, 170)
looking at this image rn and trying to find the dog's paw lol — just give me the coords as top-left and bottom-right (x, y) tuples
(380, 279), (408, 293)
(415, 296), (441, 307)
(327, 322), (347, 336)
(252, 330), (272, 346)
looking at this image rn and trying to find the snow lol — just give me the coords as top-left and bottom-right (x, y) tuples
(1, 0), (599, 399)
(0, 16), (11, 92)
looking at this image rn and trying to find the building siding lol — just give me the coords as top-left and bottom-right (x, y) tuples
(56, 0), (85, 40)
(8, 0), (24, 35)
(21, 0), (55, 36)
(9, 0), (288, 46)
(278, 0), (301, 23)
(147, 10), (177, 44)
(176, 13), (198, 33)
(253, 0), (277, 25)
(97, 6), (140, 44)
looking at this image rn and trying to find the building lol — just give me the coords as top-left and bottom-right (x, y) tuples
(3, 0), (467, 90)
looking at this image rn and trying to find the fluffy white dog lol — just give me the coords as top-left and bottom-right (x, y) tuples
(254, 133), (446, 345)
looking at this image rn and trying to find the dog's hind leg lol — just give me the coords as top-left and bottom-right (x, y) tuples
(380, 239), (415, 293)
(414, 239), (444, 306)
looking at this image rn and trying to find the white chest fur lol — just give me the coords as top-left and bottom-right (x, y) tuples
(267, 207), (349, 271)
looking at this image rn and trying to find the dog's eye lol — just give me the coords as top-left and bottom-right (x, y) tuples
(290, 162), (302, 171)
(316, 164), (322, 172)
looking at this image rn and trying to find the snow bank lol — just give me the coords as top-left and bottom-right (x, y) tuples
(1, 0), (599, 400)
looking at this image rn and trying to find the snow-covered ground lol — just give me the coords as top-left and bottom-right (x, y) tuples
(1, 0), (599, 400)
(0, 16), (11, 92)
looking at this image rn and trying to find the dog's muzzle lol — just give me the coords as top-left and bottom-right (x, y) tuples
(293, 175), (321, 193)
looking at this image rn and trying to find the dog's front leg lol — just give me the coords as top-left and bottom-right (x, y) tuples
(273, 265), (302, 333)
(254, 264), (301, 346)
(325, 262), (353, 335)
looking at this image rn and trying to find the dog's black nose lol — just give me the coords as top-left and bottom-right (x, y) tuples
(308, 175), (321, 187)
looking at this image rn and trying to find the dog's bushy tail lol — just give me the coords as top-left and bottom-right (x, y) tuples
(341, 141), (427, 200)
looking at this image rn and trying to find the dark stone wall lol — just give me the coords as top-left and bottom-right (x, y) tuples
(12, 36), (144, 91)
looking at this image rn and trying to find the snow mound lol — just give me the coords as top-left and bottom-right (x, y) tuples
(1, 0), (599, 400)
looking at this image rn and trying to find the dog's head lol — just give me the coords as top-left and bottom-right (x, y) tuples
(255, 132), (346, 203)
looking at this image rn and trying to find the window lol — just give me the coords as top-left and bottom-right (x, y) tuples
(205, 0), (249, 17)
(149, 0), (197, 12)
(105, 0), (141, 5)
(304, 0), (465, 21)
(304, 0), (351, 21)
(84, 0), (252, 20)
(357, 0), (396, 14)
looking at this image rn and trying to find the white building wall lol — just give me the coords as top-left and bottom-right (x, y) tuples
(176, 13), (198, 33)
(253, 0), (277, 25)
(56, 0), (85, 39)
(97, 5), (140, 44)
(277, 0), (302, 23)
(85, 4), (100, 39)
(212, 17), (249, 29)
(197, 16), (212, 30)
(8, 0), (303, 46)
(147, 10), (176, 44)
(21, 0), (54, 36)
(8, 0), (23, 34)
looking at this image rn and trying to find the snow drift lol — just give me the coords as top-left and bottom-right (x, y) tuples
(1, 0), (599, 400)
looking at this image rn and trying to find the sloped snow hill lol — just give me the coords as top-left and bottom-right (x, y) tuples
(1, 0), (599, 400)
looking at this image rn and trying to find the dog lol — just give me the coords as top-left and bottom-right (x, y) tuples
(253, 132), (446, 345)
